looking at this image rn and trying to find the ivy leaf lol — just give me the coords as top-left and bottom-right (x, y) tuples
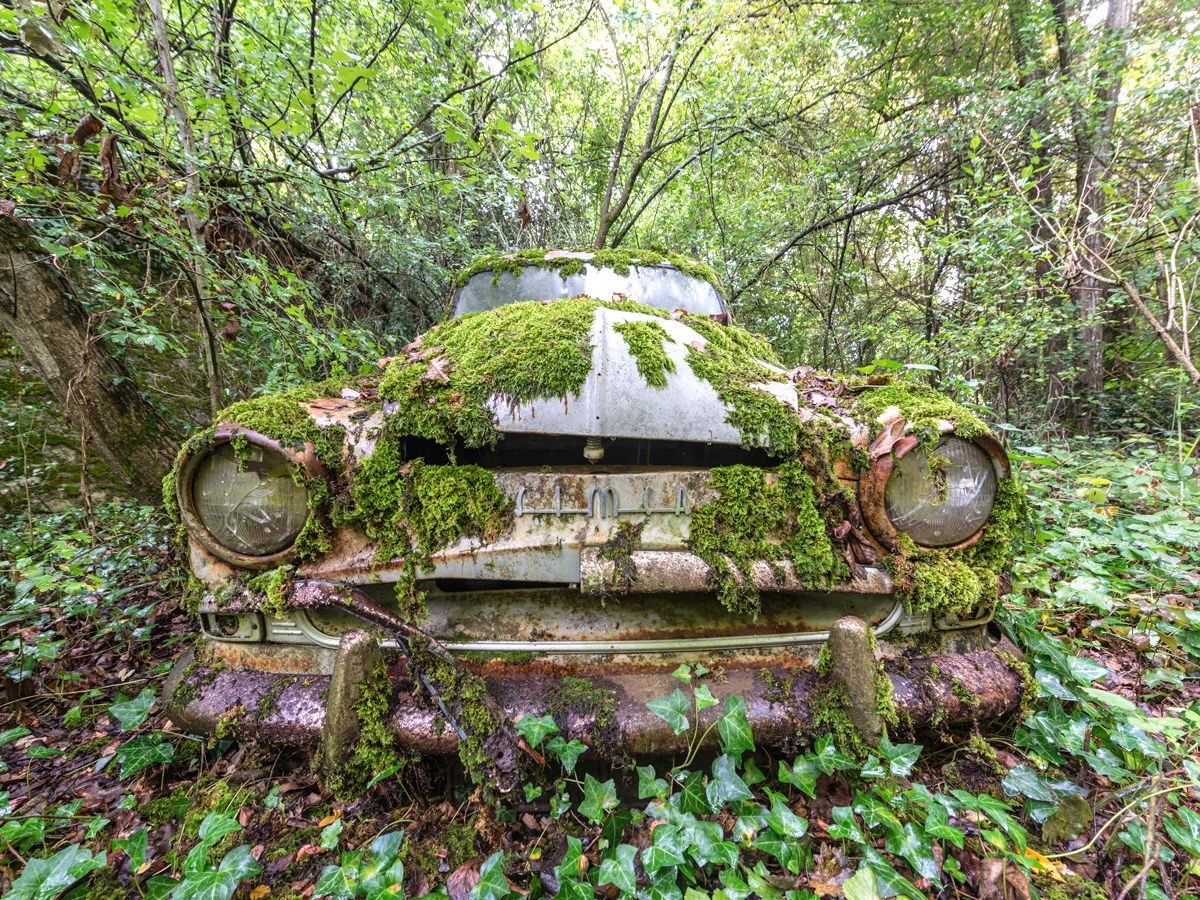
(678, 770), (709, 815)
(743, 860), (785, 899)
(718, 866), (752, 900)
(813, 734), (856, 774)
(1002, 765), (1055, 803)
(217, 844), (262, 881)
(693, 683), (719, 710)
(843, 865), (883, 900)
(885, 823), (940, 885)
(369, 831), (404, 863)
(554, 836), (590, 894)
(778, 756), (819, 797)
(114, 827), (148, 872)
(197, 812), (241, 846)
(828, 806), (865, 844)
(718, 695), (754, 757)
(765, 792), (808, 840)
(578, 774), (619, 824)
(647, 688), (691, 735)
(637, 765), (668, 800)
(314, 864), (359, 900)
(514, 714), (558, 748)
(115, 734), (175, 778)
(855, 792), (902, 832)
(5, 844), (107, 900)
(641, 825), (686, 874)
(319, 817), (343, 850)
(1164, 807), (1200, 856)
(172, 869), (241, 900)
(545, 736), (587, 774)
(707, 753), (753, 810)
(597, 844), (638, 895)
(862, 846), (925, 900)
(474, 851), (512, 900)
(107, 688), (156, 731)
(671, 664), (692, 682)
(741, 757), (766, 787)
(878, 735), (922, 777)
(860, 755), (887, 779)
(923, 804), (964, 849)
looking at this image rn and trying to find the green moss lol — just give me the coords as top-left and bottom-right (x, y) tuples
(377, 295), (800, 456)
(378, 298), (603, 449)
(876, 671), (899, 731)
(212, 381), (353, 470)
(347, 434), (512, 617)
(547, 676), (617, 733)
(816, 645), (833, 677)
(950, 678), (982, 710)
(183, 573), (206, 616)
(613, 320), (676, 389)
(758, 669), (795, 705)
(848, 377), (989, 447)
(326, 661), (405, 799)
(808, 683), (867, 758)
(889, 533), (999, 619)
(688, 461), (848, 618)
(680, 314), (807, 456)
(598, 521), (644, 593)
(183, 781), (254, 842)
(970, 476), (1028, 571)
(401, 821), (477, 878)
(450, 247), (723, 292)
(246, 565), (294, 619)
(409, 649), (510, 789)
(454, 650), (538, 665)
(964, 733), (1004, 777)
(999, 651), (1038, 720)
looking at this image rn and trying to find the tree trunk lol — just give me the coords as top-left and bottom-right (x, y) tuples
(0, 216), (179, 503)
(149, 0), (225, 416)
(1072, 0), (1133, 429)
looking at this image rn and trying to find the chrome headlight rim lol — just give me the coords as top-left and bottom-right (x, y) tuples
(859, 431), (1009, 551)
(175, 426), (322, 569)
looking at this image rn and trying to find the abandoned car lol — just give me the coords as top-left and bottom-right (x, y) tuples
(164, 248), (1029, 787)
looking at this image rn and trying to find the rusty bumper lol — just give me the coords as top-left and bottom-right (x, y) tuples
(164, 630), (1028, 758)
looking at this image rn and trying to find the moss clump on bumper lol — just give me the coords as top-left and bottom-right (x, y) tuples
(325, 660), (405, 799)
(688, 461), (848, 618)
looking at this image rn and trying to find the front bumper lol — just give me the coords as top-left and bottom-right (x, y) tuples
(165, 625), (1028, 758)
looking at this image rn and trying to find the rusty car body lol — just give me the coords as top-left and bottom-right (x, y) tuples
(164, 249), (1028, 775)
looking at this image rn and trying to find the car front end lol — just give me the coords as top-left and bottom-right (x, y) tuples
(163, 249), (1030, 788)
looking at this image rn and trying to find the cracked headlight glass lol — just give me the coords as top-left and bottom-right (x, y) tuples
(192, 442), (308, 556)
(884, 437), (996, 547)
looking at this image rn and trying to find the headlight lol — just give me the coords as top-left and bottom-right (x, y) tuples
(883, 437), (996, 546)
(192, 442), (309, 556)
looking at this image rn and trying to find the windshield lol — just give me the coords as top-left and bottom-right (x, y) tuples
(452, 262), (727, 318)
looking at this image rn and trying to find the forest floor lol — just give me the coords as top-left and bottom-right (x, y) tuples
(2, 436), (1199, 899)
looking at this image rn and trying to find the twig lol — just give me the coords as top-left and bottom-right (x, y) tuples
(1114, 782), (1160, 900)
